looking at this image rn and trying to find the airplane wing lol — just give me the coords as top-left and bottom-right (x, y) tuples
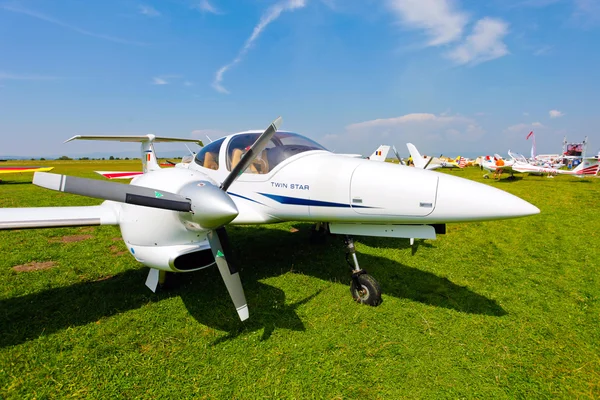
(0, 202), (120, 230)
(0, 166), (54, 174)
(95, 171), (143, 180)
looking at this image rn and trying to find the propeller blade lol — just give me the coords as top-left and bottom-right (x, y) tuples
(220, 116), (282, 192)
(423, 154), (441, 170)
(392, 145), (405, 165)
(33, 172), (192, 212)
(207, 228), (248, 321)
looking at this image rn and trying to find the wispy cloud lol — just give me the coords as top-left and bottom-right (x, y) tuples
(0, 71), (58, 81)
(573, 0), (600, 26)
(385, 0), (469, 46)
(212, 0), (307, 94)
(505, 122), (544, 133)
(139, 5), (161, 17)
(151, 75), (183, 85)
(193, 0), (222, 14)
(346, 113), (485, 144)
(1, 4), (147, 46)
(446, 18), (509, 65)
(533, 45), (552, 56)
(152, 77), (169, 85)
(184, 81), (194, 86)
(549, 109), (564, 118)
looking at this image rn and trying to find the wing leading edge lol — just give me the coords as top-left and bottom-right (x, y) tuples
(0, 202), (120, 230)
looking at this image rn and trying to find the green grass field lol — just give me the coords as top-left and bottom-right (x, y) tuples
(1, 160), (599, 399)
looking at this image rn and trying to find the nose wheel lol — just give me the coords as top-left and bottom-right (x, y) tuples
(344, 236), (382, 306)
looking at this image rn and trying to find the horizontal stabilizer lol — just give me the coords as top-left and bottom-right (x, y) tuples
(95, 171), (143, 180)
(65, 134), (203, 146)
(0, 203), (120, 230)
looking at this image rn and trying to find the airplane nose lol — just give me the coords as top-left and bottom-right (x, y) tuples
(432, 173), (540, 222)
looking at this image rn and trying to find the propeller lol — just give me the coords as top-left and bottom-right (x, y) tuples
(392, 145), (405, 165)
(33, 116), (283, 322)
(424, 154), (442, 170)
(33, 173), (192, 212)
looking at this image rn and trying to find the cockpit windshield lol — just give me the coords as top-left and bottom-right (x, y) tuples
(226, 131), (327, 174)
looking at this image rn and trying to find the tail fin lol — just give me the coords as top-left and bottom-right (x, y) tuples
(369, 145), (390, 162)
(65, 134), (203, 174)
(570, 158), (600, 176)
(406, 143), (427, 169)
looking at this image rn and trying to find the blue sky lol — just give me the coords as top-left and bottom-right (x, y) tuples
(0, 0), (599, 158)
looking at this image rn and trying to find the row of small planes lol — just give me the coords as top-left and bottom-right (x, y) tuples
(0, 120), (543, 321)
(366, 144), (600, 179)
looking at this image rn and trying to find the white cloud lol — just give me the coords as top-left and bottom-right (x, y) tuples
(446, 17), (509, 65)
(139, 5), (161, 17)
(549, 109), (564, 118)
(151, 75), (182, 85)
(193, 0), (222, 14)
(338, 112), (485, 155)
(523, 112), (529, 116)
(533, 45), (552, 56)
(184, 81), (194, 86)
(0, 72), (58, 81)
(505, 122), (544, 133)
(573, 0), (600, 25)
(212, 0), (307, 94)
(385, 0), (468, 46)
(1, 4), (147, 46)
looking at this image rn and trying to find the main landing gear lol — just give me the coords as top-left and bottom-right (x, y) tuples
(344, 236), (382, 306)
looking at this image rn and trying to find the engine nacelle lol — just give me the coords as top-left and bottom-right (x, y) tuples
(129, 242), (214, 272)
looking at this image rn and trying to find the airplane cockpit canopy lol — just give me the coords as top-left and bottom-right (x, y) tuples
(194, 131), (327, 174)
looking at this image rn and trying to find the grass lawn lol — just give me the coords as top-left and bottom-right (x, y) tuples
(1, 160), (599, 398)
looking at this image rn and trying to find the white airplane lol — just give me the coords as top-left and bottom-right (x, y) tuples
(368, 145), (390, 162)
(0, 118), (540, 321)
(406, 143), (459, 170)
(482, 151), (599, 179)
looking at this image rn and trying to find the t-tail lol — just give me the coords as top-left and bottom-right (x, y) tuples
(369, 145), (390, 162)
(64, 134), (203, 177)
(560, 158), (600, 176)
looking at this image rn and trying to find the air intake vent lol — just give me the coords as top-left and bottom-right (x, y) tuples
(173, 249), (215, 271)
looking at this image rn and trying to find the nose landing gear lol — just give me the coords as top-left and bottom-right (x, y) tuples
(344, 236), (382, 306)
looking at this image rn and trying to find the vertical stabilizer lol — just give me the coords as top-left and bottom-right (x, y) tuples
(407, 143), (427, 169)
(369, 145), (391, 162)
(569, 158), (600, 176)
(141, 135), (160, 173)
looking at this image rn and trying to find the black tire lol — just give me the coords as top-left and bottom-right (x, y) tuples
(350, 274), (382, 306)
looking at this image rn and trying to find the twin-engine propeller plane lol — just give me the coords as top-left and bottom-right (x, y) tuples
(0, 117), (540, 321)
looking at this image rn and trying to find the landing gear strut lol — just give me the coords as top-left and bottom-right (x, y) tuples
(344, 236), (382, 306)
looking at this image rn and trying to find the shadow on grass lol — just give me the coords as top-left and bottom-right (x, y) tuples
(0, 223), (505, 347)
(492, 176), (523, 183)
(0, 181), (32, 185)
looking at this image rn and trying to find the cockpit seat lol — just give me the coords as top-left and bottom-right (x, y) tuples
(204, 152), (218, 170)
(231, 148), (259, 173)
